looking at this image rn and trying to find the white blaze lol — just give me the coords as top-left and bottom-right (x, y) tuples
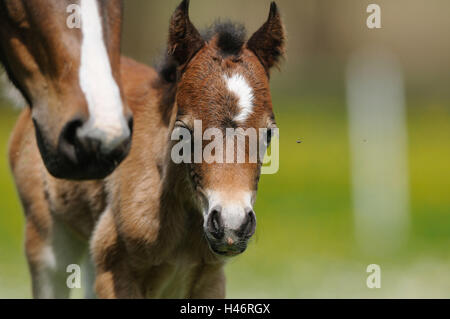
(78, 0), (128, 151)
(224, 73), (254, 123)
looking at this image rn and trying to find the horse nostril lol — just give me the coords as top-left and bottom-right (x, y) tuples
(62, 119), (83, 145)
(75, 119), (132, 157)
(127, 115), (134, 134)
(58, 118), (84, 163)
(238, 208), (256, 238)
(207, 206), (224, 239)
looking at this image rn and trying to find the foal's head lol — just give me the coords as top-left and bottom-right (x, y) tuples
(167, 0), (285, 256)
(0, 0), (132, 180)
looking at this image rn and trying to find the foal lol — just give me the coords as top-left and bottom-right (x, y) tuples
(91, 0), (285, 298)
(1, 0), (132, 180)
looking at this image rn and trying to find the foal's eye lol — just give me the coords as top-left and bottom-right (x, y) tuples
(173, 121), (193, 141)
(175, 120), (191, 131)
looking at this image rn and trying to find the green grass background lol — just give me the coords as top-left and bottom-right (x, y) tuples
(0, 94), (449, 298)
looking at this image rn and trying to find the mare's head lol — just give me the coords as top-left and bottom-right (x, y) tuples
(166, 0), (285, 256)
(0, 0), (132, 180)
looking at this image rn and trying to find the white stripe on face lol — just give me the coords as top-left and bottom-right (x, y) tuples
(78, 0), (129, 152)
(224, 73), (254, 123)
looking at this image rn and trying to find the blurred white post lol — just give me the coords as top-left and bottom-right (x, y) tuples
(346, 47), (410, 255)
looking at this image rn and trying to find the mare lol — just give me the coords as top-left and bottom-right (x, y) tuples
(1, 0), (132, 180)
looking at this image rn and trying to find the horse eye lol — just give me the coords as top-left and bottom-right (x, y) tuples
(179, 134), (189, 141)
(173, 123), (192, 141)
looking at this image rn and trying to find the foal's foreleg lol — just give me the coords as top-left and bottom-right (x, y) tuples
(25, 216), (86, 299)
(189, 265), (226, 299)
(91, 208), (143, 299)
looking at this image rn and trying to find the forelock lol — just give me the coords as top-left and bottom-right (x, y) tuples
(201, 21), (247, 56)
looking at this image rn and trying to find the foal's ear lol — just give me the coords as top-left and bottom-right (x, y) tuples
(168, 0), (204, 66)
(247, 2), (286, 73)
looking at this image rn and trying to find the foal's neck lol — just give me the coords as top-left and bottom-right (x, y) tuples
(139, 72), (221, 263)
(157, 77), (203, 226)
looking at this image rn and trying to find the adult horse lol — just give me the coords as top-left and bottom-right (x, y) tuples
(9, 0), (285, 298)
(1, 0), (132, 180)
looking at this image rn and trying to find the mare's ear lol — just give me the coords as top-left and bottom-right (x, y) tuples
(168, 0), (204, 66)
(247, 2), (286, 74)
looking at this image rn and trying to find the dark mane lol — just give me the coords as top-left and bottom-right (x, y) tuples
(156, 21), (247, 84)
(201, 20), (247, 56)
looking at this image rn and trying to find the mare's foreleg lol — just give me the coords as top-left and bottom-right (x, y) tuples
(25, 215), (86, 298)
(189, 265), (226, 299)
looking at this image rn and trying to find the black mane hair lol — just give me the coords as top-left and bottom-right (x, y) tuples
(157, 21), (247, 84)
(201, 20), (247, 56)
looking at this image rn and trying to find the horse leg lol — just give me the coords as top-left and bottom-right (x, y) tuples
(189, 265), (226, 299)
(25, 214), (86, 299)
(91, 208), (143, 299)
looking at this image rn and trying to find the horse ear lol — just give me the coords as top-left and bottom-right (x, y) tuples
(247, 2), (286, 73)
(168, 0), (204, 66)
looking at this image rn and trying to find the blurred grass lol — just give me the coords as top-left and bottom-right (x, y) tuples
(226, 96), (450, 298)
(0, 105), (29, 298)
(0, 96), (450, 298)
